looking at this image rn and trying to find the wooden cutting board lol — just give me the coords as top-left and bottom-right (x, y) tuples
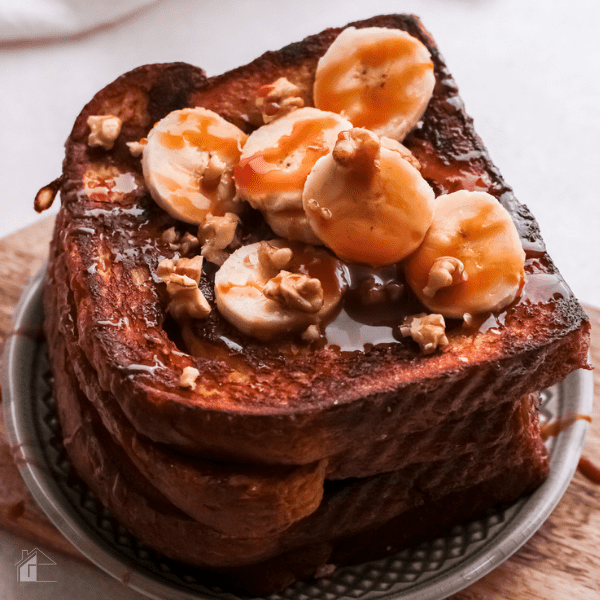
(1, 216), (598, 599)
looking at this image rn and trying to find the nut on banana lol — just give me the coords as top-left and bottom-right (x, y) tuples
(142, 107), (247, 224)
(405, 190), (526, 318)
(215, 240), (346, 341)
(303, 128), (435, 267)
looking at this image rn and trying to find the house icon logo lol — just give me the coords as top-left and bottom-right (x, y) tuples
(15, 548), (57, 582)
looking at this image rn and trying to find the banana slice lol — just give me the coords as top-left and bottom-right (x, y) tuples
(404, 190), (526, 318)
(234, 107), (352, 242)
(313, 27), (435, 140)
(303, 128), (435, 267)
(142, 107), (247, 224)
(215, 240), (346, 341)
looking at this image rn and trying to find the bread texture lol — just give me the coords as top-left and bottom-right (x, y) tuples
(42, 13), (590, 594)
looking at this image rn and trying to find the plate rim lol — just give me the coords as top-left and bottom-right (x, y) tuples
(2, 266), (594, 600)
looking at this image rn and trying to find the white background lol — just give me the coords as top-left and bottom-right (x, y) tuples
(1, 1), (599, 598)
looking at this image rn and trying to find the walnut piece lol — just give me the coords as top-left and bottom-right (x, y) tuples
(87, 115), (122, 150)
(197, 213), (240, 266)
(332, 128), (380, 176)
(400, 313), (449, 355)
(256, 241), (293, 278)
(263, 271), (324, 313)
(301, 324), (321, 341)
(156, 256), (210, 320)
(201, 154), (226, 189)
(422, 257), (468, 298)
(127, 139), (147, 156)
(160, 227), (200, 256)
(180, 366), (200, 388)
(256, 77), (305, 124)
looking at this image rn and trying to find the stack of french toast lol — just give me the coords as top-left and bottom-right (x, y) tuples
(40, 14), (590, 594)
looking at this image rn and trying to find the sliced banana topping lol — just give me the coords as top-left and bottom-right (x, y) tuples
(142, 108), (247, 224)
(404, 190), (526, 318)
(215, 240), (346, 341)
(303, 128), (435, 267)
(313, 27), (435, 140)
(234, 107), (352, 242)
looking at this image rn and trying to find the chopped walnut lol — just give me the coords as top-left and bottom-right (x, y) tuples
(158, 255), (203, 284)
(256, 241), (293, 278)
(332, 128), (380, 176)
(256, 77), (305, 123)
(87, 115), (122, 150)
(180, 232), (200, 256)
(180, 366), (200, 388)
(264, 271), (324, 313)
(127, 139), (147, 156)
(463, 312), (474, 327)
(301, 324), (321, 341)
(161, 227), (179, 245)
(201, 154), (226, 189)
(156, 256), (210, 320)
(422, 257), (468, 298)
(197, 213), (240, 266)
(160, 227), (200, 256)
(400, 313), (449, 355)
(168, 287), (211, 320)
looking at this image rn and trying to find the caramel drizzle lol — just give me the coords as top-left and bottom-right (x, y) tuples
(540, 413), (592, 441)
(577, 456), (600, 485)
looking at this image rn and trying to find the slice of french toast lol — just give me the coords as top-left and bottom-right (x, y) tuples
(40, 12), (590, 595)
(45, 14), (589, 471)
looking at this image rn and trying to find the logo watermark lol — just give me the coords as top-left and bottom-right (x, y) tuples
(15, 548), (57, 583)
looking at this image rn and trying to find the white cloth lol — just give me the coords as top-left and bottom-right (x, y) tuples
(0, 0), (157, 42)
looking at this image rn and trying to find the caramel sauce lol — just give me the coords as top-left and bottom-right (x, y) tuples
(315, 36), (433, 130)
(410, 142), (492, 196)
(285, 242), (346, 300)
(324, 264), (419, 352)
(155, 172), (184, 193)
(85, 172), (138, 202)
(540, 414), (592, 441)
(234, 117), (340, 194)
(159, 114), (241, 162)
(577, 456), (600, 485)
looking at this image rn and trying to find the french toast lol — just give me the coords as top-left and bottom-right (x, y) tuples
(39, 13), (590, 594)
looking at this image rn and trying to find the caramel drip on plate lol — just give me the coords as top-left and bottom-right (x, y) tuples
(540, 414), (592, 441)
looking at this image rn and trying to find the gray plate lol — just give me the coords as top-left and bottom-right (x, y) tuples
(3, 266), (594, 600)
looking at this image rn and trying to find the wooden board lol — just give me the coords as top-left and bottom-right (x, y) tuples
(0, 216), (598, 598)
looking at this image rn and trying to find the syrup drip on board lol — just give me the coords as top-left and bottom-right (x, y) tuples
(577, 456), (600, 485)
